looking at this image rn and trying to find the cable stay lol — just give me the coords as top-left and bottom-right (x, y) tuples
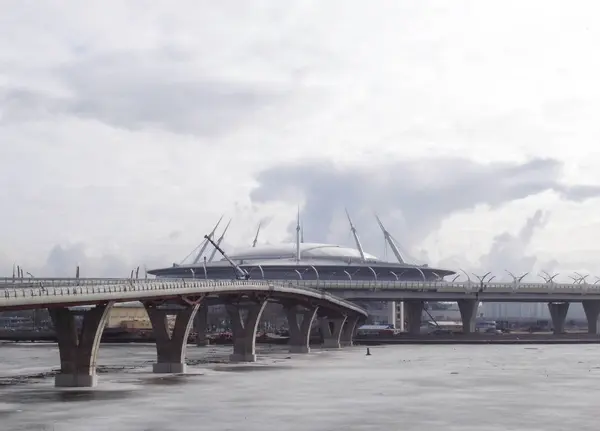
(208, 219), (232, 262)
(204, 235), (249, 280)
(192, 215), (223, 264)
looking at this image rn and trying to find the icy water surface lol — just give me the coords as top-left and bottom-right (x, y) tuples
(0, 342), (598, 430)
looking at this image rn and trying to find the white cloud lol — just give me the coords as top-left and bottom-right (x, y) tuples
(2, 1), (600, 278)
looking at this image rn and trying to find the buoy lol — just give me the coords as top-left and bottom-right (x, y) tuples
(366, 348), (371, 356)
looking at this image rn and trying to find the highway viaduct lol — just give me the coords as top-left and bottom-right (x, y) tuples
(300, 279), (600, 335)
(0, 278), (368, 388)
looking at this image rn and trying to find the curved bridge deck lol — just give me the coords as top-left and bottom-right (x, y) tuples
(0, 278), (367, 316)
(0, 278), (367, 388)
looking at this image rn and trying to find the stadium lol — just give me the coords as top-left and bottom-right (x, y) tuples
(148, 211), (455, 283)
(147, 211), (456, 327)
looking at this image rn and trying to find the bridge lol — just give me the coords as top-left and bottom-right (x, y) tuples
(3, 276), (600, 387)
(0, 278), (368, 388)
(297, 279), (600, 336)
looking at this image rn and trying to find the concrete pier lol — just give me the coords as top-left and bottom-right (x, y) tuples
(145, 303), (200, 373)
(195, 304), (209, 346)
(49, 301), (114, 388)
(387, 301), (397, 328)
(226, 300), (267, 362)
(340, 315), (360, 347)
(548, 302), (570, 334)
(320, 316), (347, 348)
(285, 304), (318, 354)
(398, 301), (405, 332)
(457, 299), (478, 334)
(405, 300), (424, 335)
(582, 300), (600, 334)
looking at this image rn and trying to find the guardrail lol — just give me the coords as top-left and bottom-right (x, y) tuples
(0, 278), (368, 316)
(3, 277), (600, 297)
(0, 277), (153, 288)
(290, 280), (600, 295)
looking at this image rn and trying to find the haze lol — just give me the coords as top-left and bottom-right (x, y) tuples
(1, 1), (600, 280)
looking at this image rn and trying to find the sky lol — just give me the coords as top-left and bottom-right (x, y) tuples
(2, 1), (600, 281)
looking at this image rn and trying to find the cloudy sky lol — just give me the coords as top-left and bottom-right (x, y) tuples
(2, 1), (600, 281)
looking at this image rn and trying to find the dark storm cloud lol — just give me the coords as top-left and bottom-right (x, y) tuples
(0, 49), (285, 136)
(250, 157), (600, 258)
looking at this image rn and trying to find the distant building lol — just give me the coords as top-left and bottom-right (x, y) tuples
(107, 302), (152, 330)
(420, 320), (463, 334)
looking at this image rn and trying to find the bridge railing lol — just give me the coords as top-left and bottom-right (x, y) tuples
(0, 279), (269, 302)
(0, 279), (272, 295)
(0, 278), (368, 315)
(289, 280), (600, 295)
(3, 277), (600, 297)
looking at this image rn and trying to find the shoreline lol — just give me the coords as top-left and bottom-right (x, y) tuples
(355, 333), (600, 345)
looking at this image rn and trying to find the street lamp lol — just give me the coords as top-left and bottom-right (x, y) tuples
(539, 271), (559, 284)
(505, 270), (528, 283)
(472, 271), (494, 292)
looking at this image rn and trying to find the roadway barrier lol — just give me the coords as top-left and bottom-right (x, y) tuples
(3, 277), (600, 301)
(288, 280), (600, 295)
(0, 278), (368, 316)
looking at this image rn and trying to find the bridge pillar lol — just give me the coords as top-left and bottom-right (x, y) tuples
(340, 315), (360, 347)
(227, 300), (268, 362)
(320, 316), (347, 348)
(145, 303), (200, 373)
(49, 302), (114, 388)
(387, 301), (397, 328)
(582, 301), (600, 334)
(457, 299), (478, 334)
(285, 304), (318, 353)
(398, 301), (405, 332)
(195, 304), (209, 346)
(404, 300), (424, 335)
(548, 302), (569, 334)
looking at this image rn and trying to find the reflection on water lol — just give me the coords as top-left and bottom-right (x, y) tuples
(4, 388), (136, 403)
(0, 342), (599, 430)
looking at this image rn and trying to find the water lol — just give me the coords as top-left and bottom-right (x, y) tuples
(0, 342), (598, 430)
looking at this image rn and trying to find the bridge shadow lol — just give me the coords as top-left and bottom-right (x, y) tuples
(140, 373), (205, 386)
(211, 363), (294, 373)
(2, 388), (135, 404)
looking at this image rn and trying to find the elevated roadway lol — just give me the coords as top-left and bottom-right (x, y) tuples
(4, 278), (599, 302)
(0, 278), (367, 315)
(0, 278), (367, 388)
(292, 280), (600, 302)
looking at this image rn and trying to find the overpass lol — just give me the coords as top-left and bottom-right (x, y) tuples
(294, 279), (600, 336)
(0, 278), (367, 388)
(303, 279), (600, 300)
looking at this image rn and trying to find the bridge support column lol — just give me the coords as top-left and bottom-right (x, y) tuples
(548, 302), (569, 334)
(457, 299), (478, 334)
(145, 303), (200, 373)
(398, 301), (405, 332)
(387, 301), (397, 328)
(195, 304), (209, 346)
(405, 300), (424, 335)
(227, 301), (268, 362)
(285, 305), (318, 353)
(583, 301), (600, 334)
(340, 315), (360, 347)
(320, 316), (347, 348)
(50, 302), (114, 388)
